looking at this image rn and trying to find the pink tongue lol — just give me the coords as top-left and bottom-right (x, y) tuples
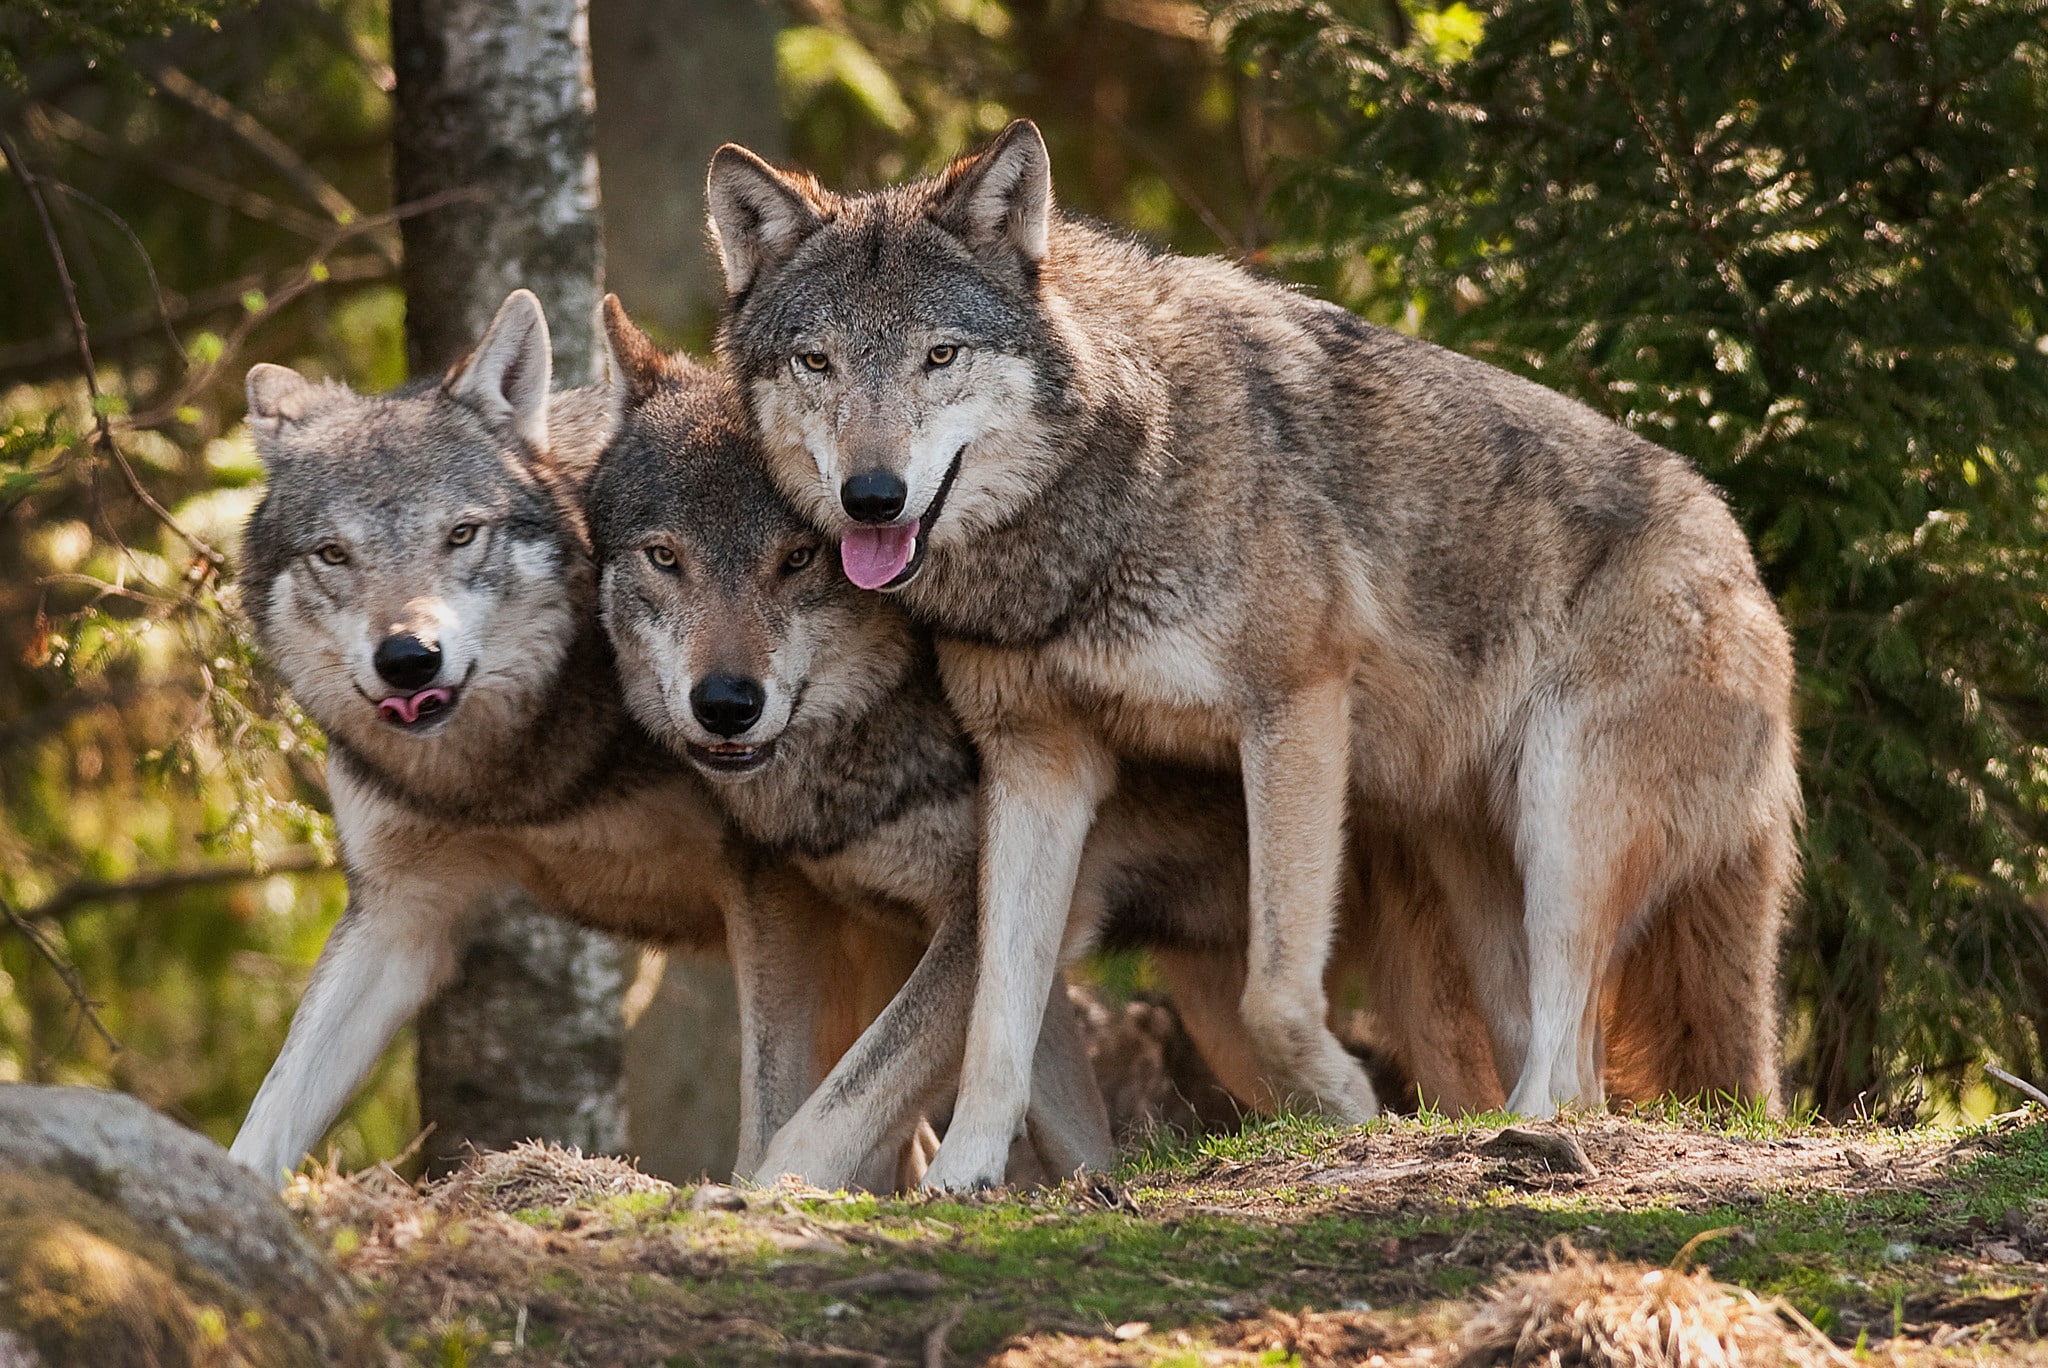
(379, 687), (452, 724)
(840, 520), (919, 590)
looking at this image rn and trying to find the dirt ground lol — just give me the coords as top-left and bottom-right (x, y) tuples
(290, 1109), (2048, 1366)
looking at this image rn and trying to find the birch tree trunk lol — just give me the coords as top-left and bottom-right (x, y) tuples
(390, 0), (626, 1172)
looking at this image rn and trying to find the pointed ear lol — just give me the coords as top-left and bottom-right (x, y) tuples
(706, 144), (826, 298)
(933, 119), (1052, 264)
(599, 293), (670, 412)
(245, 363), (316, 436)
(446, 288), (552, 450)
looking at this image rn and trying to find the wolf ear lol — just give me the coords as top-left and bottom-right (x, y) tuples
(446, 288), (552, 450)
(598, 293), (670, 414)
(706, 145), (825, 298)
(245, 363), (316, 436)
(934, 119), (1052, 264)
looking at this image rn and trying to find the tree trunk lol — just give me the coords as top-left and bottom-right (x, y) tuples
(390, 0), (626, 1172)
(590, 0), (785, 339)
(590, 0), (787, 1180)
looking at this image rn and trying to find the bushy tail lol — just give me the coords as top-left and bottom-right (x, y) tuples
(1603, 825), (1795, 1108)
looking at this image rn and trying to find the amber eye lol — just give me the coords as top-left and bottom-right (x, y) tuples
(448, 522), (479, 547)
(315, 543), (348, 566)
(926, 344), (957, 368)
(646, 545), (678, 572)
(783, 544), (815, 573)
(797, 352), (831, 373)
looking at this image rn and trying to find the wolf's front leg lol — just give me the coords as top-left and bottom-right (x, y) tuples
(1237, 675), (1379, 1121)
(725, 864), (832, 1176)
(920, 727), (1113, 1192)
(1023, 975), (1114, 1179)
(751, 900), (980, 1188)
(230, 867), (485, 1185)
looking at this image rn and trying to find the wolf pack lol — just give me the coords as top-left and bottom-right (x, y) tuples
(227, 121), (1801, 1193)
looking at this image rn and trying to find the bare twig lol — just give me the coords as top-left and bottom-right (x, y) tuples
(49, 181), (188, 363)
(0, 896), (120, 1054)
(924, 1305), (966, 1368)
(30, 847), (329, 925)
(0, 127), (226, 575)
(1986, 1062), (2048, 1110)
(1101, 110), (1249, 258)
(122, 187), (483, 431)
(146, 63), (399, 266)
(0, 253), (390, 381)
(30, 100), (334, 241)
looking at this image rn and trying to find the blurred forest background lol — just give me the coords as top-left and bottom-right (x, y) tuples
(1, 0), (2044, 1175)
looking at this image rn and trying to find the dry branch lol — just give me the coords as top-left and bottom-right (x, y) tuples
(0, 126), (225, 575)
(30, 847), (330, 925)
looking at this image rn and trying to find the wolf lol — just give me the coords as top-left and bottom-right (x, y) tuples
(705, 121), (1802, 1190)
(587, 298), (1521, 1187)
(228, 290), (892, 1185)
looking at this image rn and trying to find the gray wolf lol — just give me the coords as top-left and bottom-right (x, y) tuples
(587, 298), (1511, 1187)
(229, 291), (881, 1184)
(705, 121), (1801, 1190)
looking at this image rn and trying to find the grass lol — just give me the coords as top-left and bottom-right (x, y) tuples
(290, 1109), (2048, 1365)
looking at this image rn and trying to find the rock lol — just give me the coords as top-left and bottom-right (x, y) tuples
(689, 1182), (749, 1212)
(0, 1084), (372, 1367)
(1477, 1126), (1599, 1177)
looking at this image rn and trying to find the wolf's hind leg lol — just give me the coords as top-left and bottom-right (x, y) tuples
(1151, 947), (1272, 1114)
(727, 865), (838, 1177)
(1238, 675), (1379, 1122)
(1024, 977), (1114, 1179)
(755, 902), (981, 1189)
(1505, 706), (1660, 1117)
(230, 870), (485, 1185)
(1349, 840), (1505, 1115)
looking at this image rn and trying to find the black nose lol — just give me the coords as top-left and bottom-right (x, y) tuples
(690, 674), (765, 737)
(841, 469), (907, 524)
(373, 633), (442, 691)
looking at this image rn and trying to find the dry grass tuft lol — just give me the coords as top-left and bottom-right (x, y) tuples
(1457, 1243), (1841, 1368)
(429, 1139), (672, 1213)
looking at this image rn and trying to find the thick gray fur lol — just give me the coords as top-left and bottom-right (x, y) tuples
(708, 123), (1801, 1191)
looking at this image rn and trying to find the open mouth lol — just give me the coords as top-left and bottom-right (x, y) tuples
(684, 738), (778, 777)
(838, 446), (963, 593)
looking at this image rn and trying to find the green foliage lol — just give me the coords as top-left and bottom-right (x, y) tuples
(0, 0), (409, 1159)
(0, 0), (250, 86)
(1228, 0), (2048, 1113)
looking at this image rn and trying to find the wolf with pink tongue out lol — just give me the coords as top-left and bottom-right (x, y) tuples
(711, 122), (1800, 1192)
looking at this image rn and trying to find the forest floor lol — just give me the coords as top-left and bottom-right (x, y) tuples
(291, 1106), (2048, 1367)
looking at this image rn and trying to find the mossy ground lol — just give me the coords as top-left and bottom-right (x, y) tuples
(292, 1109), (2048, 1366)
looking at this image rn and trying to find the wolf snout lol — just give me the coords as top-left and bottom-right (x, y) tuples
(690, 673), (766, 737)
(373, 632), (443, 690)
(841, 469), (907, 524)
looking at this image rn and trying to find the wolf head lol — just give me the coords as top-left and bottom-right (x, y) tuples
(707, 120), (1067, 593)
(242, 290), (605, 793)
(588, 298), (912, 785)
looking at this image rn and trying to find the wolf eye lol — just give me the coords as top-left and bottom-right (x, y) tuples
(782, 544), (816, 573)
(926, 345), (958, 368)
(315, 543), (348, 566)
(796, 352), (831, 374)
(448, 523), (479, 547)
(646, 545), (679, 572)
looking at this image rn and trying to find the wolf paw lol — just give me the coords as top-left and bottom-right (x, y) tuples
(919, 1135), (1009, 1194)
